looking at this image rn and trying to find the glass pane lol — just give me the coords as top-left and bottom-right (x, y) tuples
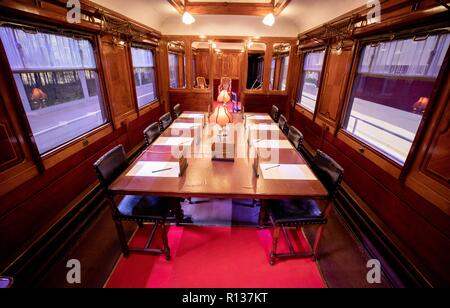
(246, 42), (266, 90)
(297, 50), (326, 112)
(0, 27), (107, 154)
(192, 41), (210, 89)
(344, 33), (450, 164)
(168, 41), (186, 89)
(131, 47), (157, 107)
(270, 43), (290, 91)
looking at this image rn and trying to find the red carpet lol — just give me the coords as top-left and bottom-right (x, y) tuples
(105, 226), (325, 288)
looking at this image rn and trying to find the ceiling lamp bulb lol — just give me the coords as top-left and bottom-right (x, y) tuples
(182, 12), (195, 25)
(263, 13), (275, 26)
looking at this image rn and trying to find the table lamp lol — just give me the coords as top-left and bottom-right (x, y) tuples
(413, 97), (429, 114)
(211, 105), (232, 136)
(31, 88), (47, 109)
(217, 90), (231, 105)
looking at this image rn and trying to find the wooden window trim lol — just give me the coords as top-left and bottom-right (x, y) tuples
(128, 44), (160, 110)
(42, 123), (113, 169)
(336, 28), (450, 179)
(295, 46), (328, 118)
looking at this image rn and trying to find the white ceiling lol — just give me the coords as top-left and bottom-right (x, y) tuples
(92, 0), (368, 37)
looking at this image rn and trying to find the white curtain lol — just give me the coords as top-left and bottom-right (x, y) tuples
(359, 33), (450, 78)
(0, 26), (96, 71)
(131, 47), (154, 68)
(303, 50), (325, 71)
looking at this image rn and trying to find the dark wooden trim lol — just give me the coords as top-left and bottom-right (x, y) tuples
(0, 144), (145, 287)
(335, 185), (432, 287)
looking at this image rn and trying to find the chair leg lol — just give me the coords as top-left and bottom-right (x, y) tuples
(114, 219), (129, 257)
(160, 222), (171, 261)
(258, 201), (267, 227)
(270, 226), (281, 265)
(312, 225), (325, 261)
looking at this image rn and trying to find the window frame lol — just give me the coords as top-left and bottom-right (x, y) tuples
(337, 27), (450, 177)
(129, 43), (159, 110)
(295, 46), (328, 119)
(0, 23), (112, 165)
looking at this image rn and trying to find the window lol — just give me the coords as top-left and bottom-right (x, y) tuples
(297, 50), (326, 112)
(343, 33), (450, 164)
(168, 52), (179, 88)
(0, 26), (107, 155)
(279, 55), (289, 91)
(130, 46), (158, 107)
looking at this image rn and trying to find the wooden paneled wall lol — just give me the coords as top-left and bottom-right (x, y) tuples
(0, 0), (164, 272)
(162, 35), (298, 117)
(290, 0), (450, 286)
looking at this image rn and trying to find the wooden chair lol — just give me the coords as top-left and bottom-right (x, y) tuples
(262, 150), (344, 265)
(173, 104), (182, 119)
(159, 112), (173, 132)
(94, 145), (182, 260)
(218, 77), (232, 94)
(278, 114), (289, 135)
(270, 105), (279, 122)
(288, 126), (313, 165)
(196, 76), (208, 89)
(143, 122), (160, 146)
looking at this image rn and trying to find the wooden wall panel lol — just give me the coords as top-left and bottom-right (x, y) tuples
(243, 93), (288, 115)
(0, 0), (164, 274)
(317, 44), (355, 126)
(422, 101), (450, 186)
(292, 108), (450, 286)
(194, 49), (210, 81)
(0, 96), (23, 172)
(0, 106), (161, 271)
(99, 36), (137, 127)
(169, 91), (212, 112)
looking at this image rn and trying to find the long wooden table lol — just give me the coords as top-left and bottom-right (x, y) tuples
(110, 112), (328, 200)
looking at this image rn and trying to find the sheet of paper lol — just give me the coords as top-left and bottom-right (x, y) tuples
(126, 161), (180, 178)
(252, 139), (293, 149)
(179, 113), (205, 119)
(247, 115), (272, 121)
(249, 124), (279, 131)
(171, 122), (202, 129)
(153, 137), (194, 146)
(260, 164), (317, 180)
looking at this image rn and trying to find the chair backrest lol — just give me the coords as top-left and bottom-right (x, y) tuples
(93, 145), (127, 188)
(278, 114), (288, 135)
(196, 76), (207, 89)
(288, 125), (304, 151)
(270, 105), (279, 122)
(173, 104), (182, 118)
(143, 122), (160, 146)
(312, 150), (344, 199)
(159, 112), (172, 131)
(219, 77), (232, 93)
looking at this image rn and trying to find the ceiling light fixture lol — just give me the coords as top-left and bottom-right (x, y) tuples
(182, 11), (195, 25)
(262, 13), (275, 26)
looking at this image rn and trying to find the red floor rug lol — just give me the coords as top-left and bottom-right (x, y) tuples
(105, 226), (325, 288)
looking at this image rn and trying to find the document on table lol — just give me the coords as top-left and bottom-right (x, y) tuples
(171, 122), (202, 129)
(178, 113), (205, 119)
(126, 161), (180, 177)
(246, 115), (272, 120)
(249, 123), (279, 131)
(251, 139), (293, 149)
(153, 137), (194, 146)
(260, 164), (317, 180)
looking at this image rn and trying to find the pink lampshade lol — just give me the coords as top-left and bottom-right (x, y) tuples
(413, 97), (429, 114)
(31, 88), (47, 100)
(211, 105), (232, 127)
(217, 90), (231, 103)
